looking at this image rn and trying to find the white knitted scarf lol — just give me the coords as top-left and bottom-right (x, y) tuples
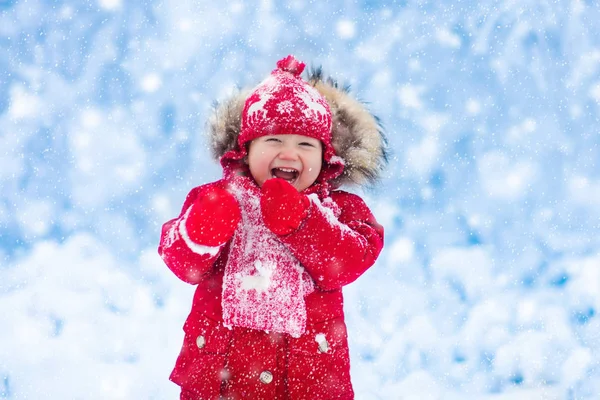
(221, 176), (315, 338)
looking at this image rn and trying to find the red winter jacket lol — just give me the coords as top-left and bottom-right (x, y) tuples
(158, 178), (384, 399)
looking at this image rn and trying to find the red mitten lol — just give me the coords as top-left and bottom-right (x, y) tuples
(260, 178), (310, 236)
(184, 186), (241, 246)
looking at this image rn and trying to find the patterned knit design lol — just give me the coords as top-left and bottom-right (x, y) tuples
(238, 55), (335, 160)
(221, 175), (315, 338)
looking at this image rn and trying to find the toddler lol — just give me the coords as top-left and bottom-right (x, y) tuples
(159, 55), (387, 400)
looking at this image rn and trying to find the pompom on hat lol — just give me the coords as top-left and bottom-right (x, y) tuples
(221, 55), (344, 183)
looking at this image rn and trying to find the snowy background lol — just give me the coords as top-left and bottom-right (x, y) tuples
(1, 0), (599, 398)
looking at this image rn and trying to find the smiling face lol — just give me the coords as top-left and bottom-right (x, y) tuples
(247, 134), (323, 191)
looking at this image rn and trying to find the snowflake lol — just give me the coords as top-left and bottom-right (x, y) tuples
(277, 100), (294, 115)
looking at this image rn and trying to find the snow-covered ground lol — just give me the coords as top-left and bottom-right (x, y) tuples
(1, 1), (599, 398)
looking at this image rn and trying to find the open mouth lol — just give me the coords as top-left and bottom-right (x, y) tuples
(271, 167), (299, 183)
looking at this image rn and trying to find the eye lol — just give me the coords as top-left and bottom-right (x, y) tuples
(265, 137), (281, 143)
(299, 142), (316, 148)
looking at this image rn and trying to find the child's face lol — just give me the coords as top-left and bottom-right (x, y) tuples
(247, 134), (323, 191)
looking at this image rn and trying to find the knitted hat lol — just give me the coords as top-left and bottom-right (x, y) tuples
(221, 55), (344, 182)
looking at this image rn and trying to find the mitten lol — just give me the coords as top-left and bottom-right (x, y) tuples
(184, 186), (241, 246)
(260, 178), (310, 236)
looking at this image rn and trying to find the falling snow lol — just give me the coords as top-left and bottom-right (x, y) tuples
(1, 1), (600, 399)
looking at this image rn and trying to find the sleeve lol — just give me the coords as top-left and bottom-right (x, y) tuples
(157, 182), (227, 285)
(279, 190), (384, 291)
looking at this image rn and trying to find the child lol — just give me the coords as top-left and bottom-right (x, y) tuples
(158, 55), (387, 400)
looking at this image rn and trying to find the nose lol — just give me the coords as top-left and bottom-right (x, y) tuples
(277, 144), (298, 161)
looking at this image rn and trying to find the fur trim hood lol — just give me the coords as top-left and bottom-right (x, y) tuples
(207, 66), (389, 188)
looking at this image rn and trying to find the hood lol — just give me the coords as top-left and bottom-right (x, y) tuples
(206, 66), (389, 189)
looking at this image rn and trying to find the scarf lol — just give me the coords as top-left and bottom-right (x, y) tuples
(221, 175), (316, 338)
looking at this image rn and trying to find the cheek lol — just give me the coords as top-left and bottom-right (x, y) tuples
(248, 154), (272, 183)
(304, 158), (322, 180)
(306, 164), (319, 175)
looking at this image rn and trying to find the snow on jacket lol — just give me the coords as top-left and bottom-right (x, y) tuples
(158, 68), (388, 400)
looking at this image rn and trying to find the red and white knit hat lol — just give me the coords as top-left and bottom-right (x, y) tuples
(221, 55), (344, 183)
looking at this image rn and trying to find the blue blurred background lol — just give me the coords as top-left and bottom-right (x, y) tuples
(1, 0), (599, 398)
